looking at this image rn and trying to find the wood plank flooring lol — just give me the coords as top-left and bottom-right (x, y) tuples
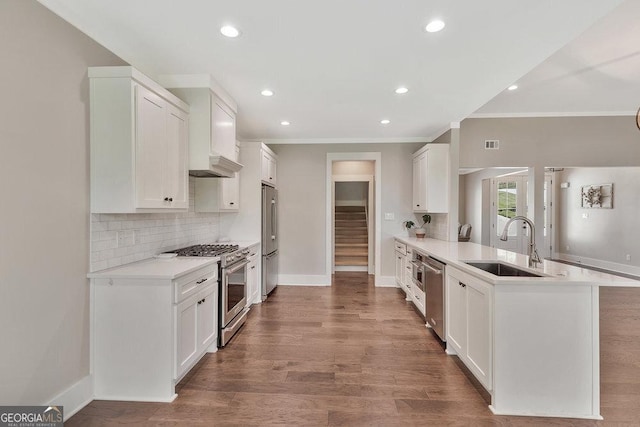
(68, 273), (640, 426)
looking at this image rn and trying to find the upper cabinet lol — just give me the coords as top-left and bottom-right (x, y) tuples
(89, 66), (189, 213)
(165, 84), (242, 178)
(261, 146), (278, 187)
(412, 143), (449, 213)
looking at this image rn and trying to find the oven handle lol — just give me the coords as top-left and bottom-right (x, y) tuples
(225, 258), (250, 275)
(409, 260), (423, 271)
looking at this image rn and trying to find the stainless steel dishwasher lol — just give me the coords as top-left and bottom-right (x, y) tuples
(424, 256), (446, 341)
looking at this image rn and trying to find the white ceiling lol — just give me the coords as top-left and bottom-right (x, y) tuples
(39, 0), (626, 141)
(473, 0), (640, 118)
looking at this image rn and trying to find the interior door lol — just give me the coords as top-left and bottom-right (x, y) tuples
(490, 176), (528, 254)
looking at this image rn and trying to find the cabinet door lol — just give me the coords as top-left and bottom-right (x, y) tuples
(261, 151), (276, 185)
(165, 105), (189, 209)
(221, 172), (240, 210)
(412, 153), (426, 212)
(197, 286), (217, 351)
(135, 85), (167, 209)
(425, 145), (449, 213)
(395, 251), (403, 285)
(176, 297), (198, 379)
(268, 156), (277, 186)
(247, 256), (258, 306)
(211, 98), (236, 159)
(466, 280), (492, 389)
(446, 276), (467, 354)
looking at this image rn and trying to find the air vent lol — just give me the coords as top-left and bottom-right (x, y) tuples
(484, 139), (499, 150)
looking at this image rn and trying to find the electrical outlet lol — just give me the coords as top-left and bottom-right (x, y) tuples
(566, 245), (570, 251)
(626, 254), (631, 261)
(582, 213), (589, 219)
(384, 213), (395, 220)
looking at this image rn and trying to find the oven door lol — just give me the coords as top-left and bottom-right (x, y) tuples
(410, 260), (426, 292)
(221, 259), (249, 327)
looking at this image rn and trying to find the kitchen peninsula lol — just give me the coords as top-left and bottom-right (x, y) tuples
(395, 236), (639, 420)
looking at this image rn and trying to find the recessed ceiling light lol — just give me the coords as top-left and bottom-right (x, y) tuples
(261, 89), (274, 97)
(220, 25), (240, 38)
(508, 84), (518, 91)
(395, 87), (409, 94)
(380, 119), (391, 125)
(425, 20), (445, 33)
(281, 121), (290, 126)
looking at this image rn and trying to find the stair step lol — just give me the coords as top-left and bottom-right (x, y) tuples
(335, 249), (368, 256)
(335, 256), (368, 266)
(335, 229), (368, 236)
(335, 213), (366, 220)
(335, 220), (367, 227)
(335, 206), (365, 212)
(335, 238), (368, 244)
(335, 243), (368, 248)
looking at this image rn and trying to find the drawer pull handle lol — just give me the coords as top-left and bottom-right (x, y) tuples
(196, 278), (208, 284)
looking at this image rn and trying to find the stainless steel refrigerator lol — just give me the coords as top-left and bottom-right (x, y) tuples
(262, 184), (278, 300)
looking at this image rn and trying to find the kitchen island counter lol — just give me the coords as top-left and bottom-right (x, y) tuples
(394, 236), (639, 287)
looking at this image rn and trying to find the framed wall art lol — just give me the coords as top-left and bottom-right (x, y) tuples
(581, 183), (613, 208)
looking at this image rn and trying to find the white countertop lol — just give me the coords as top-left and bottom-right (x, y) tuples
(87, 257), (219, 280)
(395, 236), (640, 287)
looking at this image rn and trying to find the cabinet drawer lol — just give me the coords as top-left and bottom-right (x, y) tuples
(174, 265), (218, 304)
(394, 242), (407, 255)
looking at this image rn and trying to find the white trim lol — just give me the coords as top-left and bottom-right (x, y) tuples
(94, 394), (177, 403)
(467, 111), (636, 119)
(450, 121), (461, 129)
(488, 405), (602, 420)
(46, 375), (94, 422)
(554, 253), (640, 278)
(326, 153), (382, 284)
(278, 275), (332, 286)
(157, 73), (238, 114)
(265, 137), (430, 145)
(334, 266), (368, 272)
(375, 275), (398, 287)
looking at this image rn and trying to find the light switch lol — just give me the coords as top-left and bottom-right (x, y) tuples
(384, 213), (395, 220)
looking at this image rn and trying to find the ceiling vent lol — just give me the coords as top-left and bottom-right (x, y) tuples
(484, 139), (499, 150)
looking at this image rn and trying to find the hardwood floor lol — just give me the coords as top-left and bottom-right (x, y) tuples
(68, 273), (640, 426)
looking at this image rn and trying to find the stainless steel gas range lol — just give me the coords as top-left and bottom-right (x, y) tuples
(166, 244), (250, 347)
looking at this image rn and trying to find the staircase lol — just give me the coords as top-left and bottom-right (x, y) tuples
(334, 206), (368, 267)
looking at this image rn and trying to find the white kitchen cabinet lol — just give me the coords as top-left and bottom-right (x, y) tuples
(90, 261), (218, 402)
(412, 143), (449, 213)
(89, 66), (189, 213)
(261, 148), (277, 187)
(446, 265), (492, 390)
(195, 145), (240, 212)
(211, 95), (237, 160)
(246, 243), (260, 306)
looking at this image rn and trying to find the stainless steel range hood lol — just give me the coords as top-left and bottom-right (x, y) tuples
(189, 154), (243, 178)
(160, 74), (243, 178)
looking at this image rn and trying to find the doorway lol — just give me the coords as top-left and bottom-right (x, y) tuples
(333, 179), (372, 272)
(490, 174), (528, 254)
(325, 153), (381, 283)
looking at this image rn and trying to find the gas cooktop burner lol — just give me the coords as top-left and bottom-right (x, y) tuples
(167, 244), (239, 257)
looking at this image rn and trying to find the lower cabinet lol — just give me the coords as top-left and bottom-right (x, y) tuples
(91, 263), (218, 402)
(175, 284), (217, 380)
(246, 243), (260, 306)
(446, 266), (493, 390)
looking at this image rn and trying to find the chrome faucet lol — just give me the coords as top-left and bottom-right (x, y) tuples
(499, 215), (542, 268)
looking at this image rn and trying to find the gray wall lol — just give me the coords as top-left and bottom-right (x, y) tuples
(335, 182), (368, 206)
(0, 1), (125, 404)
(271, 143), (422, 277)
(557, 167), (640, 267)
(460, 116), (640, 168)
(459, 116), (640, 261)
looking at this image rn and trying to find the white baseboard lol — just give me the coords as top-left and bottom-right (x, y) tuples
(278, 275), (331, 286)
(555, 253), (640, 277)
(334, 266), (368, 272)
(375, 275), (398, 287)
(46, 374), (93, 421)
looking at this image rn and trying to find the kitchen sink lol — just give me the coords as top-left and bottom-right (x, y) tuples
(465, 262), (543, 277)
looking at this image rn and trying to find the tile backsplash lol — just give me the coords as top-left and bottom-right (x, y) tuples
(427, 213), (448, 240)
(90, 178), (222, 272)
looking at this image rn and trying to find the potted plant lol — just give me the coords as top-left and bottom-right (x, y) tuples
(403, 214), (431, 238)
